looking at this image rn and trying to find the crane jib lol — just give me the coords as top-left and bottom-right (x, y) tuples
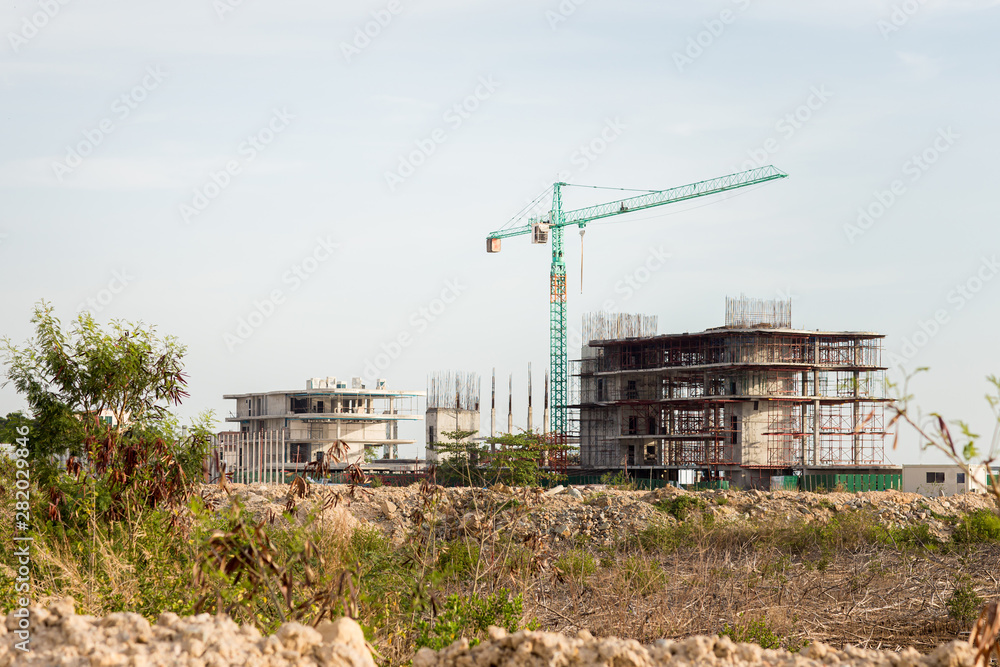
(484, 164), (787, 443)
(486, 165), (786, 241)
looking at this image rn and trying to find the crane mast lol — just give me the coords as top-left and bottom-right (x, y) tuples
(487, 165), (788, 451)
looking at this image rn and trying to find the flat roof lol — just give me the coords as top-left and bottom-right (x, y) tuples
(224, 388), (425, 399)
(590, 326), (884, 346)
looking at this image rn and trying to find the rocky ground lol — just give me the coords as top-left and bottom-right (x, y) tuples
(200, 481), (998, 547)
(0, 599), (377, 667)
(2, 601), (991, 667)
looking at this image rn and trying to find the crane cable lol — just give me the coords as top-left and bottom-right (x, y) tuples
(498, 185), (553, 231)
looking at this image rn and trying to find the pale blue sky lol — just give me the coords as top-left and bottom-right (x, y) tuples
(2, 0), (999, 464)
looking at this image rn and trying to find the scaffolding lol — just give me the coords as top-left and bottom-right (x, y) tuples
(573, 307), (890, 478)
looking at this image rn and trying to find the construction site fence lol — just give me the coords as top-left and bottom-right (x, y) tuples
(800, 473), (901, 492)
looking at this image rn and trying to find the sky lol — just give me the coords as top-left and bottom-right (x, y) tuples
(1, 0), (999, 466)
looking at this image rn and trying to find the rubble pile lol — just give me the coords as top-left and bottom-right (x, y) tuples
(0, 599), (376, 667)
(3, 602), (985, 667)
(199, 481), (997, 546)
(415, 626), (981, 667)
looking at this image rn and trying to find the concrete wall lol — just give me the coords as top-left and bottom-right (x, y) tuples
(734, 401), (769, 466)
(902, 464), (988, 496)
(425, 408), (480, 463)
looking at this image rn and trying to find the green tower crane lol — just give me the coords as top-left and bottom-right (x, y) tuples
(485, 165), (788, 447)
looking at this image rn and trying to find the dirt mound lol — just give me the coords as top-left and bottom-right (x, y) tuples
(200, 481), (997, 546)
(415, 626), (979, 667)
(0, 599), (375, 667)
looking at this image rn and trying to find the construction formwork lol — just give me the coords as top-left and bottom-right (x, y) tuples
(573, 308), (890, 479)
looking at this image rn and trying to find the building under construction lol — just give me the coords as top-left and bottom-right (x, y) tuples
(425, 371), (481, 463)
(573, 297), (894, 488)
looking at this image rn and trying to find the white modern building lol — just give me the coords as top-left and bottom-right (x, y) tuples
(224, 376), (424, 465)
(901, 464), (990, 496)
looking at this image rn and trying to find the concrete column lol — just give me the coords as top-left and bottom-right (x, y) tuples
(852, 369), (860, 465)
(543, 371), (550, 435)
(490, 369), (496, 442)
(507, 373), (513, 435)
(527, 363), (533, 433)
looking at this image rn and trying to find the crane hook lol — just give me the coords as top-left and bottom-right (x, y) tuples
(580, 227), (586, 294)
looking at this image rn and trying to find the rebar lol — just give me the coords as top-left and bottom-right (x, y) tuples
(582, 312), (658, 343)
(427, 371), (481, 411)
(725, 293), (792, 329)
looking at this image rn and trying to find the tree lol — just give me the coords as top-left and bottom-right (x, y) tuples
(0, 411), (32, 445)
(433, 430), (481, 486)
(432, 430), (566, 488)
(1, 301), (213, 519)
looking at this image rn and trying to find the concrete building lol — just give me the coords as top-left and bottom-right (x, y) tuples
(425, 371), (480, 464)
(902, 464), (990, 496)
(224, 376), (423, 465)
(573, 298), (896, 488)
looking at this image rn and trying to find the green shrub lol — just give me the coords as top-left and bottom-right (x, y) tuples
(720, 618), (782, 649)
(556, 549), (597, 579)
(618, 556), (666, 594)
(636, 522), (691, 554)
(653, 495), (705, 521)
(600, 471), (635, 490)
(946, 577), (983, 626)
(415, 589), (522, 650)
(437, 540), (480, 578)
(953, 510), (1000, 543)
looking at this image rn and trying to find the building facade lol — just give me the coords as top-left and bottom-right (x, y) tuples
(224, 377), (423, 465)
(574, 301), (895, 488)
(424, 371), (481, 464)
(902, 464), (990, 497)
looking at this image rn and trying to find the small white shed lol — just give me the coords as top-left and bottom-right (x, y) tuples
(902, 464), (989, 497)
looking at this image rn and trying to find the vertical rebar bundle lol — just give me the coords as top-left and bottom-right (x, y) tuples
(725, 293), (792, 329)
(582, 312), (658, 343)
(427, 371), (480, 411)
